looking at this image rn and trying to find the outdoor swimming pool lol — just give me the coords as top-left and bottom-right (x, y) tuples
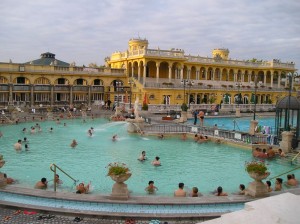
(190, 116), (275, 133)
(0, 118), (298, 196)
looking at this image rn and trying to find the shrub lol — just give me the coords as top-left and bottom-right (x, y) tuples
(245, 161), (267, 175)
(181, 103), (188, 111)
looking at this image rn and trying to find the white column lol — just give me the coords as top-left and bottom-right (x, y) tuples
(205, 70), (208, 80)
(168, 66), (172, 82)
(156, 63), (160, 83)
(264, 73), (267, 85)
(143, 65), (146, 85)
(278, 74), (281, 88)
(180, 68), (184, 80)
(270, 72), (273, 87)
(138, 65), (141, 81)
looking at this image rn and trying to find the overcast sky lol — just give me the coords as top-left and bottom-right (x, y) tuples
(0, 0), (299, 69)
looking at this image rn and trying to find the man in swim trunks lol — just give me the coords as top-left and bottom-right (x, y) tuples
(198, 111), (204, 126)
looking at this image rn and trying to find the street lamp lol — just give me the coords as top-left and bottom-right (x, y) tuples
(235, 81), (242, 107)
(285, 72), (299, 131)
(128, 78), (134, 109)
(115, 81), (122, 107)
(251, 76), (261, 120)
(181, 79), (194, 106)
(188, 80), (195, 108)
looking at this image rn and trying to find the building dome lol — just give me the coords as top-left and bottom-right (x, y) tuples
(276, 96), (300, 110)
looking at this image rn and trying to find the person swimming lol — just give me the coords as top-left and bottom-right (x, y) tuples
(70, 139), (78, 148)
(112, 134), (117, 141)
(152, 156), (161, 166)
(138, 151), (147, 161)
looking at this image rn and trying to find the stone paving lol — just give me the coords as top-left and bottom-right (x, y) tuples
(0, 207), (212, 224)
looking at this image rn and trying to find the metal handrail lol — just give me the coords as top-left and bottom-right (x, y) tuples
(268, 165), (300, 181)
(50, 163), (78, 192)
(291, 151), (300, 164)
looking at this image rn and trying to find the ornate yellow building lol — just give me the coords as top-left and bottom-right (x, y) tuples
(0, 52), (127, 108)
(0, 38), (298, 112)
(108, 38), (298, 110)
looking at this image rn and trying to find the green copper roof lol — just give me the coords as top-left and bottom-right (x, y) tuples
(25, 52), (70, 66)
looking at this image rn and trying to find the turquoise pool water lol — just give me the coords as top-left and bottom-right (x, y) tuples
(0, 118), (298, 196)
(190, 116), (275, 132)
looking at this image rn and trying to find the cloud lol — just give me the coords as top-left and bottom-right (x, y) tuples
(0, 0), (299, 68)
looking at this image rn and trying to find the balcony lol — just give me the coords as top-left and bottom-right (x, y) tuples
(0, 84), (9, 91)
(185, 56), (295, 69)
(13, 85), (30, 91)
(34, 85), (51, 91)
(54, 85), (70, 91)
(73, 86), (88, 92)
(91, 86), (104, 92)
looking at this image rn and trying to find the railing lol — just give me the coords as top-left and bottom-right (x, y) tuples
(73, 86), (88, 91)
(268, 166), (300, 181)
(146, 103), (276, 114)
(143, 124), (272, 145)
(13, 85), (30, 91)
(50, 163), (78, 192)
(291, 151), (300, 164)
(34, 85), (51, 91)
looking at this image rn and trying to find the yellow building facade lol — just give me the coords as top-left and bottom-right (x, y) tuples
(108, 38), (298, 110)
(0, 52), (127, 108)
(0, 39), (298, 112)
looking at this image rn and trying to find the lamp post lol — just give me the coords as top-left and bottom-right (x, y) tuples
(116, 81), (121, 107)
(235, 81), (242, 107)
(188, 80), (195, 108)
(251, 76), (261, 121)
(181, 79), (194, 106)
(128, 79), (134, 109)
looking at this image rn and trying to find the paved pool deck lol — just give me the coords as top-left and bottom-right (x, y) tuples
(0, 185), (300, 224)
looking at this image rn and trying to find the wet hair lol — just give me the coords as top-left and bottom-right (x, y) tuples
(192, 187), (198, 193)
(217, 186), (223, 195)
(178, 183), (184, 189)
(287, 174), (292, 180)
(276, 178), (283, 184)
(4, 173), (7, 178)
(266, 181), (271, 187)
(148, 181), (154, 185)
(291, 174), (295, 179)
(278, 148), (282, 152)
(155, 156), (160, 160)
(239, 184), (245, 191)
(18, 139), (22, 143)
(41, 177), (47, 183)
(25, 144), (28, 149)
